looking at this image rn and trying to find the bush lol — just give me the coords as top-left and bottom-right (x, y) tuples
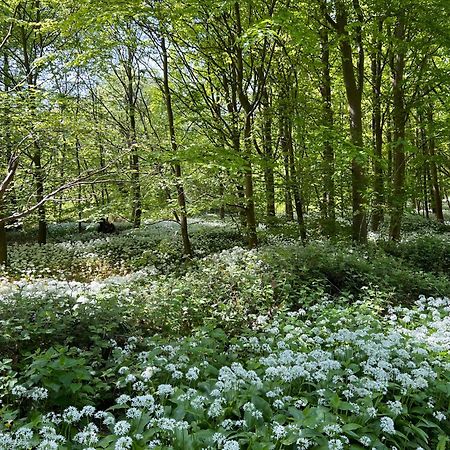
(263, 242), (450, 306)
(381, 235), (450, 275)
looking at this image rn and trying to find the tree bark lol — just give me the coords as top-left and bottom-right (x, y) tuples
(319, 0), (336, 236)
(234, 2), (258, 248)
(75, 138), (83, 232)
(161, 36), (192, 257)
(0, 202), (6, 265)
(243, 114), (258, 248)
(262, 88), (276, 220)
(286, 118), (307, 242)
(427, 107), (444, 222)
(389, 14), (407, 241)
(280, 111), (293, 221)
(21, 9), (47, 245)
(371, 18), (384, 231)
(33, 147), (47, 245)
(335, 0), (368, 243)
(124, 43), (142, 228)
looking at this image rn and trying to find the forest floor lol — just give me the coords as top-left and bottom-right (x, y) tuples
(0, 214), (449, 449)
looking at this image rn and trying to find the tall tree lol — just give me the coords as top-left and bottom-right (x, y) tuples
(389, 11), (407, 241)
(332, 0), (368, 243)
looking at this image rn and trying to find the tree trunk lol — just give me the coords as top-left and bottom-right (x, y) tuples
(0, 202), (6, 266)
(234, 2), (258, 248)
(262, 88), (275, 220)
(389, 14), (407, 241)
(219, 181), (226, 219)
(286, 119), (307, 242)
(427, 108), (444, 222)
(162, 37), (192, 257)
(371, 19), (384, 231)
(33, 148), (47, 245)
(319, 0), (336, 236)
(336, 0), (368, 243)
(125, 44), (142, 228)
(75, 138), (83, 232)
(243, 114), (258, 248)
(281, 116), (294, 221)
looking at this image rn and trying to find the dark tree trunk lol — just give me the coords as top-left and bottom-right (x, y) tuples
(319, 0), (336, 236)
(389, 14), (407, 241)
(427, 108), (444, 222)
(0, 203), (6, 266)
(33, 148), (47, 245)
(371, 19), (385, 231)
(219, 181), (225, 219)
(162, 37), (192, 257)
(284, 155), (293, 221)
(243, 114), (258, 248)
(335, 0), (368, 243)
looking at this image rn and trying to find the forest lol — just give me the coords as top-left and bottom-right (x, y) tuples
(0, 0), (449, 449)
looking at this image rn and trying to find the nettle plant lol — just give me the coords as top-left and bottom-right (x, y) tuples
(1, 296), (449, 450)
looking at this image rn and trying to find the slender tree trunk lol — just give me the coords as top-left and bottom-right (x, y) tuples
(21, 9), (47, 245)
(234, 2), (258, 248)
(389, 14), (407, 241)
(319, 0), (336, 236)
(0, 202), (6, 265)
(336, 0), (368, 243)
(286, 119), (307, 242)
(236, 184), (247, 227)
(219, 181), (225, 219)
(423, 169), (429, 219)
(233, 131), (247, 228)
(3, 55), (16, 215)
(284, 156), (293, 220)
(33, 148), (47, 245)
(75, 139), (83, 232)
(262, 88), (275, 220)
(371, 19), (384, 231)
(427, 108), (444, 222)
(124, 44), (142, 228)
(161, 37), (192, 257)
(91, 92), (109, 205)
(243, 114), (258, 248)
(280, 116), (294, 221)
